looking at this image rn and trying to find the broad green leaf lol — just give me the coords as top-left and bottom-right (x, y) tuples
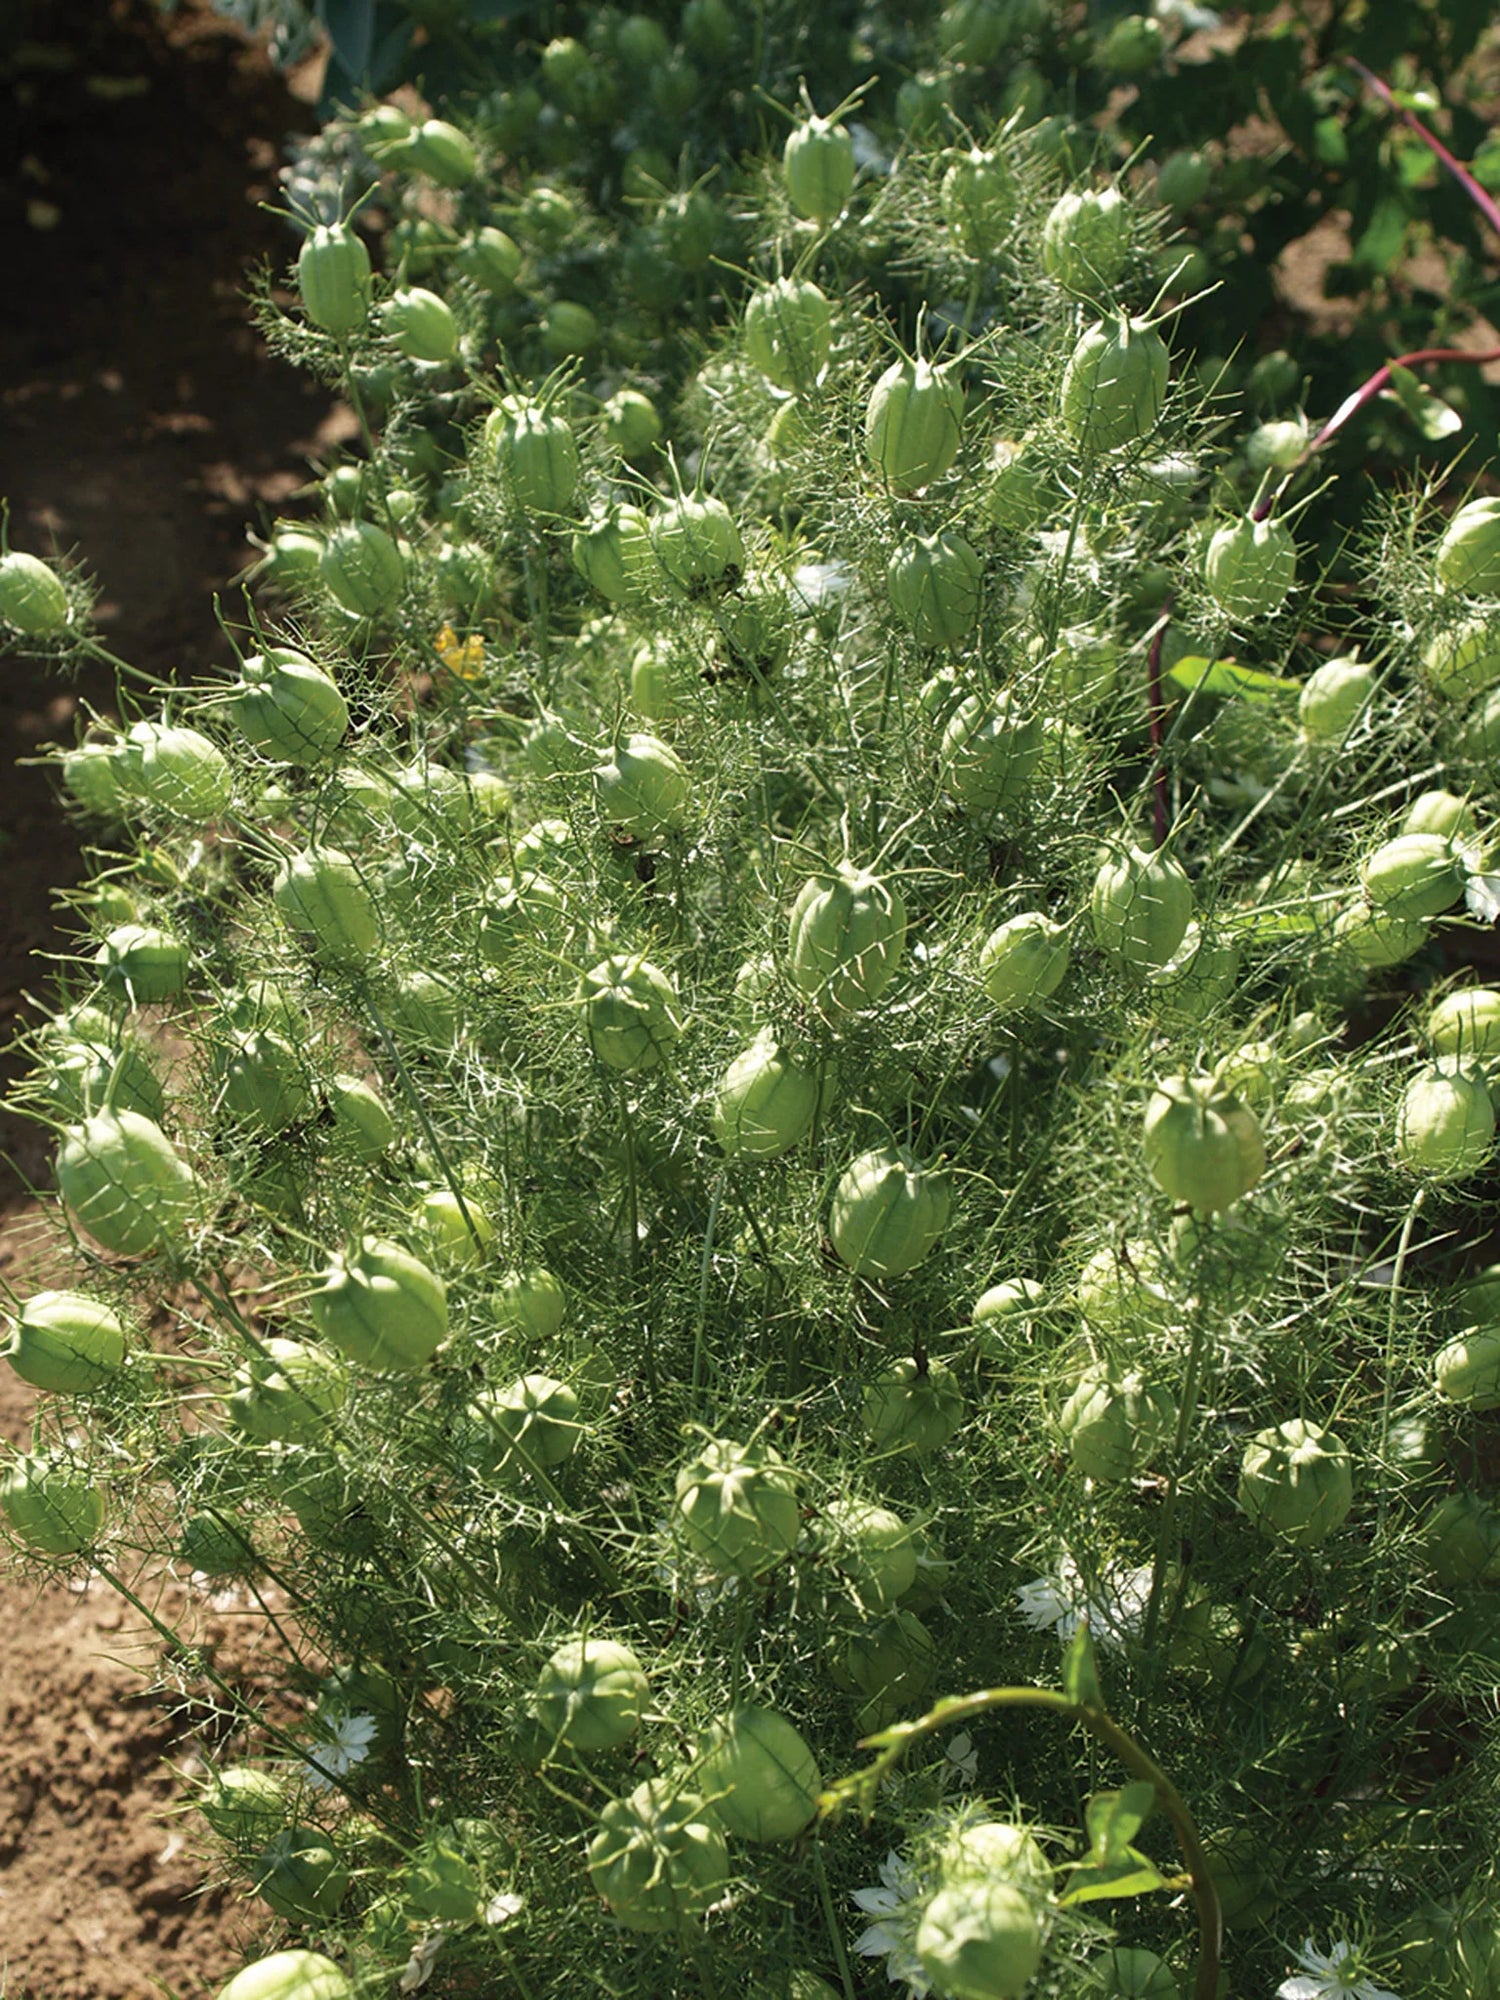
(1382, 364), (1463, 441)
(1085, 1781), (1159, 1864)
(1061, 1624), (1104, 1709)
(1167, 656), (1299, 701)
(1059, 1851), (1170, 1907)
(1352, 194), (1409, 274)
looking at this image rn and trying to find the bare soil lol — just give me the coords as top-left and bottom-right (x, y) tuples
(0, 2), (336, 1990)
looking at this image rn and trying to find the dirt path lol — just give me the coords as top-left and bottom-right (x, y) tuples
(1, 3), (337, 1990)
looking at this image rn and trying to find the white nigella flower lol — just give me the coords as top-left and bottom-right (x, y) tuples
(1015, 1555), (1153, 1652)
(849, 123), (894, 175)
(1154, 0), (1223, 31)
(1277, 1939), (1400, 2000)
(791, 559), (854, 612)
(942, 1732), (979, 1787)
(301, 1709), (378, 1789)
(852, 1849), (931, 1994)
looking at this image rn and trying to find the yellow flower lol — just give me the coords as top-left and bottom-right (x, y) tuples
(433, 623), (486, 680)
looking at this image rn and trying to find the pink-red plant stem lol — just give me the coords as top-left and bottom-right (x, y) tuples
(1346, 58), (1500, 243)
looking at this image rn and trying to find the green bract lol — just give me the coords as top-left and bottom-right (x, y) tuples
(1090, 845), (1194, 972)
(674, 1436), (800, 1579)
(1143, 1073), (1266, 1212)
(695, 1703), (821, 1841)
(536, 1635), (649, 1750)
(829, 1145), (951, 1279)
(865, 356), (964, 494)
(915, 1878), (1043, 2000)
(711, 1032), (820, 1158)
(311, 1237), (448, 1371)
(57, 1108), (200, 1256)
(586, 1780), (730, 1933)
(582, 953), (684, 1071)
(4, 1290), (127, 1392)
(0, 549), (70, 634)
(1060, 315), (1168, 454)
(296, 222), (371, 336)
(1203, 515), (1298, 622)
(1238, 1418), (1353, 1547)
(787, 863), (907, 1019)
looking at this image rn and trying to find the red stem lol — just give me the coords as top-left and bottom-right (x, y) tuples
(1251, 343), (1500, 522)
(1346, 58), (1500, 243)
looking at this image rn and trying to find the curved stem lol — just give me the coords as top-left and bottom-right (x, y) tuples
(822, 1684), (1223, 2000)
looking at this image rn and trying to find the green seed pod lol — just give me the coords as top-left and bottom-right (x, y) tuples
(126, 722), (234, 821)
(1404, 791), (1477, 842)
(1299, 657), (1376, 741)
(1449, 684), (1500, 763)
(60, 741), (129, 816)
(1060, 314), (1169, 453)
(979, 912), (1070, 1011)
(412, 1186), (496, 1268)
(983, 437), (1057, 533)
(1204, 515), (1298, 622)
(1332, 900), (1429, 969)
(863, 1357), (965, 1455)
(296, 223), (371, 336)
(1148, 924), (1241, 1024)
(1245, 418), (1309, 473)
(92, 924), (188, 1005)
(787, 863), (907, 1018)
(1098, 1946), (1180, 1998)
(937, 1819), (1051, 1897)
(1100, 11), (1164, 72)
(536, 1635), (649, 1750)
(1362, 833), (1467, 921)
(601, 387), (662, 457)
(226, 1338), (346, 1444)
(311, 1236), (448, 1372)
(472, 1374), (581, 1475)
(582, 954), (685, 1072)
(1434, 1329), (1500, 1410)
(1090, 844), (1194, 972)
(865, 356), (965, 494)
(198, 1765), (288, 1846)
(1395, 1066), (1495, 1181)
(272, 847), (380, 963)
(650, 493), (745, 595)
(571, 504), (654, 606)
(1238, 1417), (1353, 1547)
(4, 1290), (127, 1393)
(327, 1074), (394, 1159)
(586, 1780), (730, 1934)
(213, 1028), (311, 1134)
(379, 286), (457, 362)
(1429, 989), (1500, 1064)
(541, 300), (600, 356)
(494, 401), (579, 516)
(455, 224), (522, 293)
(1144, 1072), (1266, 1212)
(695, 1704), (821, 1842)
(836, 1608), (938, 1714)
(0, 549), (70, 634)
(822, 1497), (918, 1610)
(940, 691), (1044, 820)
(1057, 1362), (1177, 1481)
(915, 1879), (1043, 2000)
(743, 278), (833, 391)
(1425, 1490), (1500, 1585)
(1421, 617), (1500, 699)
(595, 733), (691, 836)
(711, 1032), (819, 1158)
(252, 1827), (349, 1923)
(829, 1145), (951, 1280)
(887, 531), (982, 648)
(1042, 186), (1129, 295)
(319, 519), (405, 616)
(674, 1436), (801, 1579)
(941, 147), (1016, 257)
(1, 1453), (105, 1555)
(233, 648), (348, 764)
(1156, 149), (1211, 211)
(783, 115), (855, 222)
(1436, 497), (1500, 595)
(57, 1108), (200, 1256)
(404, 116), (477, 186)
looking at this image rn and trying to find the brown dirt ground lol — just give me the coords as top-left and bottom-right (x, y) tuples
(0, 2), (338, 1991)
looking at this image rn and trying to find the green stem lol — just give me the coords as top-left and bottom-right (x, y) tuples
(825, 1685), (1223, 2000)
(813, 1831), (860, 2000)
(691, 1169), (727, 1402)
